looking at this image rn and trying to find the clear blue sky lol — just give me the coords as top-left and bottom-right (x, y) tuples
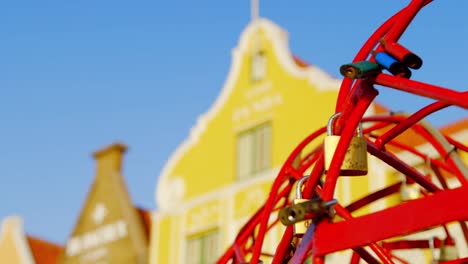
(0, 1), (466, 243)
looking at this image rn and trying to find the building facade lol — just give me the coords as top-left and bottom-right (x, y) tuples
(150, 18), (468, 263)
(149, 18), (391, 263)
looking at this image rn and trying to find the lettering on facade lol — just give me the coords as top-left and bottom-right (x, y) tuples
(244, 82), (272, 100)
(66, 219), (128, 257)
(233, 93), (283, 122)
(66, 202), (129, 258)
(233, 81), (285, 123)
(187, 203), (219, 232)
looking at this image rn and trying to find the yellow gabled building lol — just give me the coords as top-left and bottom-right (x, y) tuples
(149, 18), (384, 264)
(149, 18), (468, 264)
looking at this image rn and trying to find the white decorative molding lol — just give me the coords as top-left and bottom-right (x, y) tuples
(155, 18), (341, 211)
(158, 168), (278, 218)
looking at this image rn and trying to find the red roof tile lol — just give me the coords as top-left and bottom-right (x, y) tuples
(136, 207), (152, 240)
(26, 236), (62, 264)
(292, 55), (309, 68)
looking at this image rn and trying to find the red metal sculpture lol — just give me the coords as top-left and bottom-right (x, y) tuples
(217, 0), (468, 263)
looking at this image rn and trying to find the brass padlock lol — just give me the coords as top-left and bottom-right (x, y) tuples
(439, 242), (458, 262)
(293, 176), (312, 237)
(324, 112), (368, 176)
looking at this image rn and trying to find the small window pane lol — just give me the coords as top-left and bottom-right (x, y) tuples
(186, 238), (202, 264)
(256, 124), (271, 173)
(237, 123), (271, 180)
(187, 230), (219, 264)
(203, 232), (219, 263)
(237, 133), (254, 180)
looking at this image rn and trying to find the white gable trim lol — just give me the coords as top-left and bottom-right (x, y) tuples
(0, 216), (35, 264)
(155, 18), (341, 211)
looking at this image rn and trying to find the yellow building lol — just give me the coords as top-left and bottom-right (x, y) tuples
(149, 18), (382, 263)
(150, 17), (468, 263)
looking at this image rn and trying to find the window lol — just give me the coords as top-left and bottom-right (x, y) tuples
(251, 51), (266, 81)
(186, 230), (219, 264)
(237, 123), (272, 180)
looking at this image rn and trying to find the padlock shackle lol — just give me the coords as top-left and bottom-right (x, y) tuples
(296, 175), (310, 198)
(326, 112), (342, 136)
(327, 112), (363, 136)
(356, 123), (363, 137)
(429, 236), (437, 263)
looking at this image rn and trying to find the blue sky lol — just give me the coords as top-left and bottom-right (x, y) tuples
(0, 1), (466, 243)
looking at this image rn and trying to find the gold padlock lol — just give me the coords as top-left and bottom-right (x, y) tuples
(293, 176), (312, 237)
(324, 113), (368, 176)
(440, 241), (458, 261)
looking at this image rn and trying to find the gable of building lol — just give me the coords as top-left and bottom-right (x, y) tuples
(155, 18), (342, 212)
(60, 143), (148, 264)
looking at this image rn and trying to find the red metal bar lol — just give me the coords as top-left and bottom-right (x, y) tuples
(233, 244), (245, 260)
(217, 182), (293, 263)
(392, 142), (454, 174)
(271, 226), (293, 264)
(350, 251), (361, 264)
(351, 248), (382, 264)
(367, 141), (441, 192)
(249, 132), (330, 262)
(390, 254), (410, 264)
(374, 74), (468, 109)
(374, 101), (450, 148)
(217, 1), (468, 261)
(313, 256), (324, 264)
(345, 182), (402, 213)
(302, 154), (324, 199)
(369, 243), (395, 264)
(382, 0), (426, 44)
(445, 136), (468, 153)
(312, 189), (396, 263)
(289, 222), (316, 263)
(312, 187), (468, 255)
(336, 6), (401, 109)
(223, 127), (329, 263)
(381, 238), (444, 250)
(413, 125), (468, 185)
(298, 146), (323, 175)
(371, 135), (457, 174)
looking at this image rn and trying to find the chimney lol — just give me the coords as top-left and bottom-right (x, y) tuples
(93, 142), (127, 175)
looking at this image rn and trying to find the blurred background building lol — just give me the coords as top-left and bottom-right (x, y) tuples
(0, 143), (152, 264)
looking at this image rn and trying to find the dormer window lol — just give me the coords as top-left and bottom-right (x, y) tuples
(251, 51), (266, 82)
